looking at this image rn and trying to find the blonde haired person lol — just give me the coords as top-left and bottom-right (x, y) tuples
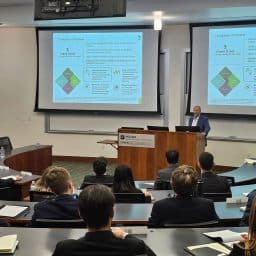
(32, 166), (53, 192)
(229, 198), (256, 256)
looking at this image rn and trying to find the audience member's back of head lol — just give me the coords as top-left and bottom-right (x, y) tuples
(171, 165), (198, 197)
(112, 164), (137, 193)
(34, 166), (52, 192)
(199, 152), (214, 171)
(93, 157), (108, 176)
(79, 184), (115, 229)
(166, 150), (179, 164)
(45, 166), (71, 195)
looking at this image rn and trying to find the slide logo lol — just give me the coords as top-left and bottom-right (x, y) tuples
(56, 68), (80, 94)
(211, 67), (240, 96)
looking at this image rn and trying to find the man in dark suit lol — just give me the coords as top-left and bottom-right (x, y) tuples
(80, 157), (113, 189)
(148, 165), (219, 227)
(52, 184), (155, 256)
(198, 152), (231, 195)
(154, 150), (179, 190)
(188, 105), (210, 136)
(32, 167), (79, 225)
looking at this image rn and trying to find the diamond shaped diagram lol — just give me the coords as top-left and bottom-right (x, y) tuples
(211, 67), (240, 96)
(56, 68), (80, 94)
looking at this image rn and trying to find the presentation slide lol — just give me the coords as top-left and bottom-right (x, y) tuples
(36, 28), (160, 113)
(208, 28), (256, 106)
(53, 32), (142, 104)
(190, 23), (256, 116)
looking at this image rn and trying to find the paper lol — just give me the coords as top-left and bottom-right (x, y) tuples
(0, 234), (18, 253)
(0, 205), (29, 217)
(240, 206), (246, 212)
(204, 230), (242, 243)
(0, 176), (16, 180)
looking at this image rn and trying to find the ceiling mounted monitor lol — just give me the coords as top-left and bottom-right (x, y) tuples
(34, 0), (126, 20)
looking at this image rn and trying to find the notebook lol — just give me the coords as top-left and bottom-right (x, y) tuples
(0, 235), (18, 254)
(186, 243), (231, 256)
(0, 205), (29, 218)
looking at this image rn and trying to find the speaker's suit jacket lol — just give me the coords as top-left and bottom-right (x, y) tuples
(148, 196), (219, 227)
(32, 194), (79, 224)
(52, 230), (154, 256)
(200, 171), (231, 194)
(188, 114), (210, 136)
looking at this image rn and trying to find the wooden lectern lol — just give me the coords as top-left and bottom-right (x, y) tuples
(118, 128), (205, 180)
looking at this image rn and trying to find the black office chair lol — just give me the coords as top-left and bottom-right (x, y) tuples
(80, 183), (113, 189)
(29, 191), (56, 202)
(221, 176), (235, 186)
(0, 136), (13, 153)
(0, 186), (21, 201)
(201, 192), (232, 202)
(161, 220), (219, 228)
(114, 193), (146, 203)
(154, 181), (172, 190)
(33, 218), (85, 228)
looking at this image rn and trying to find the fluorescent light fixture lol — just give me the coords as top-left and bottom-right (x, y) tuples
(154, 17), (162, 30)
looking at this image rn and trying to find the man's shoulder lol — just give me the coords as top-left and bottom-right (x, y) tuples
(248, 189), (256, 198)
(193, 197), (214, 205)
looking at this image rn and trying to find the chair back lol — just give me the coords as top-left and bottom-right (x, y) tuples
(80, 183), (113, 189)
(114, 193), (146, 203)
(0, 136), (13, 153)
(161, 220), (219, 228)
(201, 192), (232, 202)
(221, 175), (235, 186)
(154, 181), (172, 190)
(33, 218), (85, 228)
(29, 190), (56, 202)
(0, 186), (21, 201)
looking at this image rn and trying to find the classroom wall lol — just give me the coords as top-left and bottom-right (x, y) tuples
(0, 26), (254, 167)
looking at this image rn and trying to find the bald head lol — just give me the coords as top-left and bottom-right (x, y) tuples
(193, 106), (201, 118)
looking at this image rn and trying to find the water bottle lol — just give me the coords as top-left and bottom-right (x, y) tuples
(0, 146), (5, 159)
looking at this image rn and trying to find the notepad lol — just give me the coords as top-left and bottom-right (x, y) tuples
(0, 235), (18, 254)
(203, 230), (244, 247)
(186, 243), (231, 256)
(0, 205), (29, 217)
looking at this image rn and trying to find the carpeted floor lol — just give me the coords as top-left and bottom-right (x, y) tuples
(52, 160), (117, 188)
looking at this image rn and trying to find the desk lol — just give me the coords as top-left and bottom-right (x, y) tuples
(1, 199), (245, 226)
(219, 163), (256, 185)
(0, 226), (247, 256)
(0, 145), (52, 200)
(231, 184), (256, 197)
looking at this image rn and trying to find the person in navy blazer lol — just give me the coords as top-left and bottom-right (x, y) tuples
(31, 167), (79, 225)
(188, 105), (210, 136)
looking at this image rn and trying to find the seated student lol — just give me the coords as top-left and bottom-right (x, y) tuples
(31, 166), (79, 224)
(52, 184), (155, 256)
(229, 198), (256, 256)
(240, 189), (256, 226)
(148, 165), (219, 227)
(112, 164), (151, 199)
(80, 157), (113, 189)
(31, 166), (52, 192)
(154, 150), (179, 190)
(198, 152), (231, 195)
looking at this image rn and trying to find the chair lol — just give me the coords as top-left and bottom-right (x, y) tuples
(114, 193), (146, 203)
(201, 192), (232, 202)
(33, 218), (85, 228)
(161, 220), (219, 228)
(0, 136), (13, 153)
(0, 186), (21, 201)
(80, 183), (113, 189)
(29, 190), (56, 202)
(154, 181), (172, 190)
(221, 175), (235, 186)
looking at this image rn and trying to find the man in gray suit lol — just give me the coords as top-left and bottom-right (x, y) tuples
(154, 150), (179, 190)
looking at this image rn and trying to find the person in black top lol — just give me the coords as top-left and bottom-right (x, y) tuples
(80, 157), (113, 189)
(148, 165), (219, 227)
(52, 184), (155, 256)
(32, 167), (79, 225)
(198, 152), (231, 195)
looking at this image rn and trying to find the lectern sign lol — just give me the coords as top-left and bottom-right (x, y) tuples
(118, 133), (155, 148)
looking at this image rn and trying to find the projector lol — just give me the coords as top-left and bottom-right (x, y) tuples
(34, 0), (126, 20)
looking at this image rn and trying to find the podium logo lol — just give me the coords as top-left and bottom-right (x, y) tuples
(211, 67), (240, 96)
(56, 68), (80, 94)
